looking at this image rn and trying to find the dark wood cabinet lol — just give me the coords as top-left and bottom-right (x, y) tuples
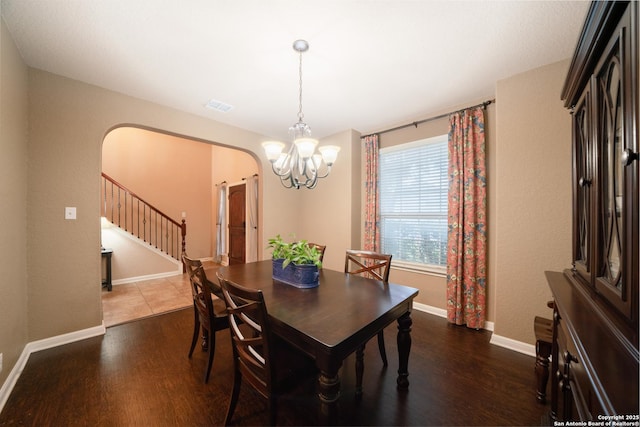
(546, 0), (639, 422)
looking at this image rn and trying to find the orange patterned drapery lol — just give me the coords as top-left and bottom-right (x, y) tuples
(362, 134), (380, 252)
(446, 106), (487, 329)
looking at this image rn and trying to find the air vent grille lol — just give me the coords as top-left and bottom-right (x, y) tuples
(205, 99), (234, 112)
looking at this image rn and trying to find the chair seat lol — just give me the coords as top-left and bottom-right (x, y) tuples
(211, 296), (228, 319)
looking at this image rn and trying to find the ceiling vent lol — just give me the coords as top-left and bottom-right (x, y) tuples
(205, 99), (234, 112)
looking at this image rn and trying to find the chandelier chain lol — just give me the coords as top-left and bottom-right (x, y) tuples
(297, 50), (304, 122)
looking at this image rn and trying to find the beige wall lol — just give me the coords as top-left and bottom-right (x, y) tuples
(296, 129), (362, 271)
(101, 220), (180, 280)
(494, 60), (572, 343)
(0, 18), (29, 388)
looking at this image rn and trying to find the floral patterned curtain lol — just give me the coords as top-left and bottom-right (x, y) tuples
(363, 134), (380, 252)
(446, 106), (487, 329)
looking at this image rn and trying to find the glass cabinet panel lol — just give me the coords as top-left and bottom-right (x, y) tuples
(591, 19), (634, 320)
(572, 91), (591, 283)
(598, 54), (623, 291)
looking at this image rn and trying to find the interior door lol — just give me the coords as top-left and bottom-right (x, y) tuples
(228, 184), (246, 265)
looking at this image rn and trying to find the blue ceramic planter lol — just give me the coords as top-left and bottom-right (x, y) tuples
(272, 259), (319, 288)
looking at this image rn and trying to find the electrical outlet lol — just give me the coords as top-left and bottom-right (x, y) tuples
(65, 207), (77, 220)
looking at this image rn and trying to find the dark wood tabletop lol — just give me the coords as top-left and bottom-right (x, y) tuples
(211, 260), (418, 420)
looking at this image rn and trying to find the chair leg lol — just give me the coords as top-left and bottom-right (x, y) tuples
(201, 326), (209, 352)
(204, 328), (215, 383)
(535, 339), (552, 403)
(188, 308), (199, 358)
(355, 344), (364, 396)
(377, 330), (388, 366)
(225, 370), (242, 426)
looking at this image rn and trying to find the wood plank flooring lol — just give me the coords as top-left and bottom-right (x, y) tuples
(0, 307), (550, 426)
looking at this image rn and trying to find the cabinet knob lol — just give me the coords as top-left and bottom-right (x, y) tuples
(622, 149), (638, 166)
(578, 177), (591, 187)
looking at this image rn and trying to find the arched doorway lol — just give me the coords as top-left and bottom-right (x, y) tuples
(100, 126), (259, 325)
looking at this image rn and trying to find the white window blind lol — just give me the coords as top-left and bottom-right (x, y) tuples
(379, 134), (448, 273)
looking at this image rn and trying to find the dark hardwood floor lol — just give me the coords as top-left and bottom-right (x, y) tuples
(0, 308), (550, 426)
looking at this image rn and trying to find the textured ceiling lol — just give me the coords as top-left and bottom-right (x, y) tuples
(1, 0), (590, 141)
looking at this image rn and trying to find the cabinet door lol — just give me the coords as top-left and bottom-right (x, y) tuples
(592, 6), (636, 320)
(572, 87), (593, 286)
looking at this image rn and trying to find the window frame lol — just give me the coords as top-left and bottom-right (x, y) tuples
(379, 134), (448, 276)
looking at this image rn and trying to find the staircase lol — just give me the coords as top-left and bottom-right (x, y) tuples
(101, 173), (186, 268)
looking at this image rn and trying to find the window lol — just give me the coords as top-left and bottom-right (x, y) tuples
(379, 134), (448, 274)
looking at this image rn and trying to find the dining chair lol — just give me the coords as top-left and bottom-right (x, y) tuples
(182, 254), (229, 383)
(217, 273), (280, 426)
(344, 249), (393, 393)
(308, 242), (326, 264)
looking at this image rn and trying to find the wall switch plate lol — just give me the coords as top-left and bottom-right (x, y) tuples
(65, 207), (77, 220)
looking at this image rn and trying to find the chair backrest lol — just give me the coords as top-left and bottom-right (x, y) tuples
(217, 273), (274, 400)
(183, 254), (223, 301)
(344, 250), (392, 282)
(183, 255), (213, 319)
(307, 242), (326, 263)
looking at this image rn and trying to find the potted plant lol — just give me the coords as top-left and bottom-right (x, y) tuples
(267, 235), (322, 288)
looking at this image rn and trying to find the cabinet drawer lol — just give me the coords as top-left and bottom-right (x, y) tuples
(557, 320), (605, 421)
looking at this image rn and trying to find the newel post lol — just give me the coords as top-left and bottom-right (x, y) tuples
(181, 219), (187, 273)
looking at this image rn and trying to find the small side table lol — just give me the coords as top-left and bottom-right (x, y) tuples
(101, 248), (113, 291)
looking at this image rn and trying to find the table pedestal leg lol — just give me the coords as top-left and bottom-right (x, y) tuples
(355, 345), (364, 396)
(318, 370), (340, 425)
(396, 312), (412, 390)
(318, 370), (340, 403)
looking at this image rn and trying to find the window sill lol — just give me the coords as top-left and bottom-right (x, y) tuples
(391, 262), (446, 278)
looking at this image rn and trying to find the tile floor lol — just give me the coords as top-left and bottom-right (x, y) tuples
(101, 261), (220, 327)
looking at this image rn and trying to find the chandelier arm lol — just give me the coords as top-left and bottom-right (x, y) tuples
(279, 176), (294, 189)
(270, 161), (289, 178)
(303, 173), (319, 189)
(314, 164), (332, 179)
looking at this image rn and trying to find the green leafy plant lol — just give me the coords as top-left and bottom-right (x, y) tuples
(267, 235), (322, 269)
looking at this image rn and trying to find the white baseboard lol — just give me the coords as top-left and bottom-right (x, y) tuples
(412, 302), (495, 332)
(413, 301), (447, 318)
(489, 333), (536, 357)
(112, 268), (182, 286)
(412, 302), (531, 356)
(0, 323), (106, 414)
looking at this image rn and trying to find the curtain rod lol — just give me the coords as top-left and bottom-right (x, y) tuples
(362, 99), (495, 139)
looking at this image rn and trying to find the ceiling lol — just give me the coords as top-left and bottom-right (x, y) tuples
(1, 0), (590, 141)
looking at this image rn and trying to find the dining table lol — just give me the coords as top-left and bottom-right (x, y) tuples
(209, 260), (419, 423)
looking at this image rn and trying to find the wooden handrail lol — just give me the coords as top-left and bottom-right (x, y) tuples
(101, 172), (186, 270)
(102, 173), (180, 224)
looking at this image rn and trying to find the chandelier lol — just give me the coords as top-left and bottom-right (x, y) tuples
(262, 40), (340, 190)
